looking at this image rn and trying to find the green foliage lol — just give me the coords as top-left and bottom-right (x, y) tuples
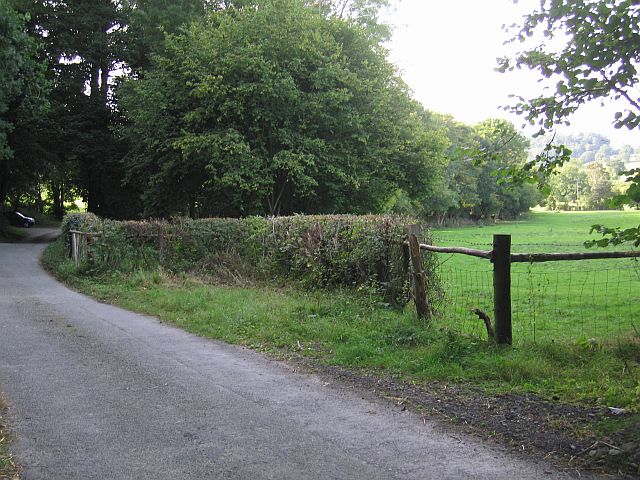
(498, 0), (640, 133)
(0, 0), (49, 207)
(60, 212), (432, 305)
(586, 224), (640, 248)
(60, 212), (101, 241)
(121, 0), (207, 72)
(499, 0), (640, 245)
(420, 114), (541, 222)
(118, 0), (445, 218)
(310, 0), (391, 40)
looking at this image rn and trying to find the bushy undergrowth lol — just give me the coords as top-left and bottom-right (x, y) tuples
(59, 213), (436, 305)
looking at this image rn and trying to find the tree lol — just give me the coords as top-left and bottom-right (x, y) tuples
(585, 161), (614, 209)
(472, 119), (540, 219)
(119, 0), (445, 217)
(499, 0), (640, 245)
(417, 113), (540, 222)
(547, 159), (589, 209)
(121, 0), (208, 72)
(0, 0), (49, 209)
(498, 0), (640, 133)
(310, 0), (390, 40)
(15, 0), (141, 218)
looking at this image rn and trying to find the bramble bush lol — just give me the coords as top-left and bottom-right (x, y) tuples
(59, 213), (437, 306)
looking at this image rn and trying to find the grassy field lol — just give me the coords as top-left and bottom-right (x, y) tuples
(431, 211), (640, 344)
(42, 212), (640, 412)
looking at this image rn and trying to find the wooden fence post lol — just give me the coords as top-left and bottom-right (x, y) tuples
(492, 234), (512, 345)
(157, 224), (165, 263)
(71, 232), (78, 264)
(407, 225), (430, 320)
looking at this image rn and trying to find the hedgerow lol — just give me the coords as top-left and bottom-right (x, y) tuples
(61, 213), (437, 306)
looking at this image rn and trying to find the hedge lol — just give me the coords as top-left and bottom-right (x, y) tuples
(61, 213), (438, 306)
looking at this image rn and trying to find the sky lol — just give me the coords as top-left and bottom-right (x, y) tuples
(383, 0), (639, 149)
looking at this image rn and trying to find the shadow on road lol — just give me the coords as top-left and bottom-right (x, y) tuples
(0, 227), (60, 244)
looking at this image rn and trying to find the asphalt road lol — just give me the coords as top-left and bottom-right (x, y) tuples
(0, 231), (595, 479)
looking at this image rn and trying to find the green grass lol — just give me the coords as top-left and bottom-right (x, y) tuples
(431, 210), (640, 344)
(42, 234), (640, 411)
(0, 217), (28, 242)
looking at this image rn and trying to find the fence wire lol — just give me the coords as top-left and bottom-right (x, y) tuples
(434, 259), (640, 345)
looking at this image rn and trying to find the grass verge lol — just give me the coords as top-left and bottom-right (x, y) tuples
(42, 238), (640, 410)
(0, 218), (27, 242)
(42, 233), (640, 474)
(0, 394), (19, 480)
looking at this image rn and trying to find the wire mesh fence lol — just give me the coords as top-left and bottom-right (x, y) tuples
(432, 254), (640, 345)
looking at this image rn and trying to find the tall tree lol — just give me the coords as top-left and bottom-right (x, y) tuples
(586, 161), (614, 209)
(119, 0), (445, 217)
(0, 0), (48, 209)
(122, 0), (207, 72)
(16, 0), (134, 217)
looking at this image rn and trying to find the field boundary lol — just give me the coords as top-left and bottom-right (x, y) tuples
(421, 234), (640, 344)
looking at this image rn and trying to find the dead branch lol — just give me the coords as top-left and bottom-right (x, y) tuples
(472, 308), (495, 340)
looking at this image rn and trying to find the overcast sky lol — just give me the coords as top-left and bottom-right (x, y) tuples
(383, 0), (638, 149)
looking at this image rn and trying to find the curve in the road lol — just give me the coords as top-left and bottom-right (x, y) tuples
(0, 241), (595, 479)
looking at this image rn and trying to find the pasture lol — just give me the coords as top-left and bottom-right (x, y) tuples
(431, 211), (640, 344)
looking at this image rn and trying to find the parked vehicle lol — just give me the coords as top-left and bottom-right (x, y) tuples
(4, 211), (35, 228)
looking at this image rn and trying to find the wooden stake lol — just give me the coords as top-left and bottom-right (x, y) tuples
(71, 232), (78, 264)
(407, 225), (430, 321)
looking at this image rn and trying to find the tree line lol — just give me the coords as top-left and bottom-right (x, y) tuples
(1, 0), (541, 222)
(529, 133), (640, 211)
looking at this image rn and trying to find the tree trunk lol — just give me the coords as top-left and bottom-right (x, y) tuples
(51, 182), (64, 220)
(100, 64), (109, 103)
(91, 65), (101, 100)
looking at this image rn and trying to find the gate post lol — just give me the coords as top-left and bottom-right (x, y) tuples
(492, 234), (512, 345)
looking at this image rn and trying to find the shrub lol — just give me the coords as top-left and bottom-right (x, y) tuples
(59, 213), (437, 306)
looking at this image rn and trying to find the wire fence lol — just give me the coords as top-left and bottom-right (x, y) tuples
(433, 253), (640, 345)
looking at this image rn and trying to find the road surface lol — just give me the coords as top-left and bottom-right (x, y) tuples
(0, 231), (594, 479)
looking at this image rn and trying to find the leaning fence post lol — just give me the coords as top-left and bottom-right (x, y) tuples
(492, 234), (512, 345)
(407, 225), (430, 321)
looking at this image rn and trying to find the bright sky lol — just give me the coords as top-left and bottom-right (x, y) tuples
(384, 0), (639, 149)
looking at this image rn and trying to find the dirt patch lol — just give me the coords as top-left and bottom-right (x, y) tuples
(0, 392), (20, 480)
(21, 228), (60, 244)
(283, 356), (640, 479)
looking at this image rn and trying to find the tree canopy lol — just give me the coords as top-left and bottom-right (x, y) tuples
(2, 0), (542, 223)
(498, 0), (640, 133)
(119, 0), (445, 217)
(0, 0), (48, 209)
